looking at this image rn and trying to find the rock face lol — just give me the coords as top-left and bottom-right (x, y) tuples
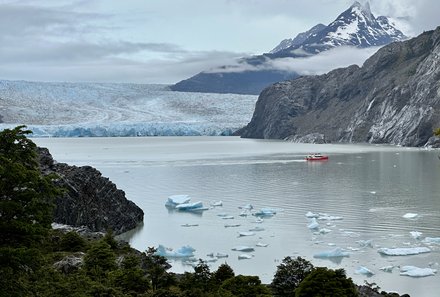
(241, 27), (440, 147)
(171, 2), (406, 95)
(38, 148), (144, 234)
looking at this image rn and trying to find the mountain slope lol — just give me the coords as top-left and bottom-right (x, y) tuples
(171, 1), (406, 95)
(240, 26), (440, 147)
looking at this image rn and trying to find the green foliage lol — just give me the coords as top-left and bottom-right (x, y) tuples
(271, 256), (314, 296)
(220, 275), (271, 297)
(110, 254), (150, 295)
(213, 263), (235, 284)
(84, 240), (117, 279)
(295, 267), (359, 297)
(59, 231), (87, 252)
(434, 128), (440, 137)
(145, 247), (174, 291)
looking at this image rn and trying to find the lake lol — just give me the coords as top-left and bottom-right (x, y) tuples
(34, 136), (440, 296)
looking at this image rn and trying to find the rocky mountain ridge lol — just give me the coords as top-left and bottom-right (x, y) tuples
(240, 26), (440, 147)
(171, 1), (406, 95)
(38, 147), (144, 234)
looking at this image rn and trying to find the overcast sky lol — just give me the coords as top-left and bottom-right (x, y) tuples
(0, 0), (438, 84)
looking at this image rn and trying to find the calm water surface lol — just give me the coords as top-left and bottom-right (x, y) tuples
(34, 137), (440, 296)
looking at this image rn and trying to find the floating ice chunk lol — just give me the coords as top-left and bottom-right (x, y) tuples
(232, 246), (255, 252)
(239, 211), (248, 217)
(166, 195), (191, 207)
(256, 242), (269, 247)
(217, 213), (229, 217)
(400, 266), (437, 277)
(380, 266), (395, 273)
(249, 226), (265, 232)
(181, 223), (199, 227)
(206, 252), (214, 257)
(308, 218), (319, 230)
(340, 230), (361, 237)
(355, 266), (374, 276)
(357, 240), (373, 248)
(216, 252), (228, 258)
(255, 218), (264, 223)
(377, 247), (431, 256)
(423, 237), (440, 244)
(238, 231), (255, 237)
(221, 215), (235, 220)
(211, 200), (223, 207)
(410, 231), (423, 239)
(370, 191), (376, 194)
(156, 244), (195, 258)
(305, 211), (319, 218)
(313, 247), (350, 259)
(239, 204), (253, 210)
(175, 201), (203, 210)
(402, 213), (419, 219)
(318, 215), (343, 221)
(224, 223), (241, 228)
(319, 228), (332, 234)
(238, 254), (253, 260)
(254, 208), (276, 217)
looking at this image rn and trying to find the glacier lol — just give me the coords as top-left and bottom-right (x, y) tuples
(0, 81), (258, 137)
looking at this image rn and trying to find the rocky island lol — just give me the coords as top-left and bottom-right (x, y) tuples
(240, 26), (440, 147)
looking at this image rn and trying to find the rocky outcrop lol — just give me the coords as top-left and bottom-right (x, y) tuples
(38, 147), (144, 235)
(241, 27), (440, 147)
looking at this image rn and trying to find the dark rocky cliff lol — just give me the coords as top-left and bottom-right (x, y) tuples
(241, 27), (440, 147)
(38, 147), (144, 234)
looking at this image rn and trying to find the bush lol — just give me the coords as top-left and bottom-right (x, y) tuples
(59, 231), (87, 252)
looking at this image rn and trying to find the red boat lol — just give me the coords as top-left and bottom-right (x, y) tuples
(305, 153), (329, 161)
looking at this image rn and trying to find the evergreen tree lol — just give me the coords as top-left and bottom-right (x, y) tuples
(271, 256), (314, 296)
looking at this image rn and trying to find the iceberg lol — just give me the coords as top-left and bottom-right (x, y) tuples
(221, 215), (235, 220)
(254, 208), (276, 217)
(423, 237), (440, 244)
(357, 240), (373, 248)
(256, 242), (269, 247)
(377, 247), (431, 256)
(238, 231), (255, 237)
(313, 248), (350, 259)
(249, 227), (265, 232)
(175, 201), (204, 210)
(308, 218), (320, 230)
(216, 252), (229, 258)
(355, 266), (375, 276)
(238, 254), (253, 260)
(402, 213), (419, 219)
(380, 266), (395, 273)
(181, 223), (199, 227)
(224, 223), (241, 228)
(400, 266), (437, 277)
(166, 195), (191, 208)
(410, 231), (423, 239)
(239, 204), (253, 210)
(232, 246), (255, 252)
(211, 201), (223, 207)
(305, 211), (319, 218)
(155, 244), (195, 258)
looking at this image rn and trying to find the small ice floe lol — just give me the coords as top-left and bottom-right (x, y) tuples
(370, 191), (376, 194)
(238, 231), (255, 237)
(402, 213), (419, 219)
(221, 215), (235, 220)
(224, 223), (241, 228)
(380, 266), (395, 273)
(317, 214), (343, 221)
(217, 213), (229, 217)
(249, 226), (265, 232)
(400, 266), (437, 277)
(181, 223), (199, 227)
(232, 246), (255, 252)
(308, 218), (320, 230)
(211, 200), (223, 207)
(305, 211), (319, 218)
(256, 242), (269, 247)
(318, 228), (332, 234)
(239, 211), (248, 217)
(422, 237), (440, 244)
(206, 252), (215, 257)
(328, 243), (336, 246)
(155, 245), (195, 258)
(255, 218), (264, 223)
(340, 230), (361, 238)
(216, 252), (228, 258)
(355, 266), (375, 276)
(254, 208), (276, 217)
(313, 247), (350, 259)
(377, 247), (431, 256)
(410, 231), (423, 240)
(239, 204), (253, 210)
(238, 254), (254, 260)
(357, 240), (373, 248)
(165, 195), (191, 208)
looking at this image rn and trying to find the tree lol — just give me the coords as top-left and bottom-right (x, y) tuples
(110, 254), (149, 295)
(213, 263), (235, 284)
(0, 126), (59, 296)
(295, 267), (359, 297)
(271, 256), (314, 296)
(220, 275), (271, 297)
(145, 247), (174, 291)
(84, 240), (117, 279)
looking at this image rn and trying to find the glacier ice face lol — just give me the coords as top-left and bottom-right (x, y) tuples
(0, 81), (258, 137)
(377, 247), (431, 256)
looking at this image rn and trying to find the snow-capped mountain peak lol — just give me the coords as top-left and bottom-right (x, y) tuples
(270, 24), (326, 54)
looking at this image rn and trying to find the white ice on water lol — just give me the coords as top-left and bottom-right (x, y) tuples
(165, 195), (191, 207)
(377, 247), (431, 256)
(400, 266), (437, 277)
(402, 213), (419, 219)
(313, 247), (350, 258)
(308, 218), (320, 230)
(232, 246), (255, 252)
(355, 266), (375, 276)
(422, 237), (440, 244)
